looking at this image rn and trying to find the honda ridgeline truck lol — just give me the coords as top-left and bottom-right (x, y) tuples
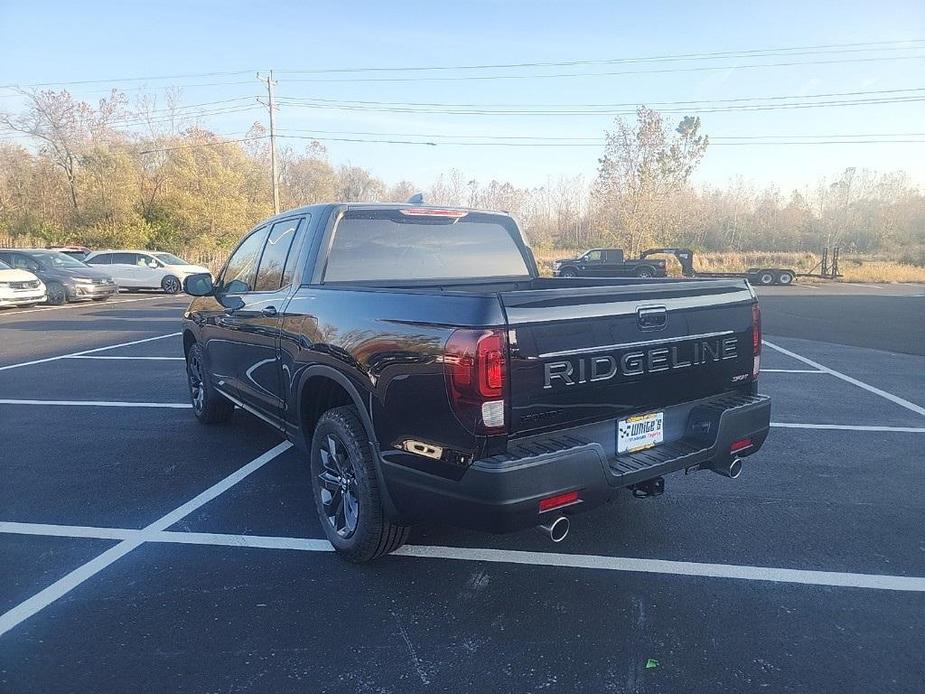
(181, 203), (771, 562)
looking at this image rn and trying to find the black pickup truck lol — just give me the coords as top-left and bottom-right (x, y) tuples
(182, 203), (771, 561)
(553, 248), (668, 278)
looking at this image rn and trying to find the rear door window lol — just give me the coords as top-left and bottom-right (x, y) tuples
(111, 253), (137, 265)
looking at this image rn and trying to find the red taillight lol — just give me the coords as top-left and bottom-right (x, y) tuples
(539, 490), (580, 512)
(752, 303), (762, 379)
(400, 208), (468, 218)
(445, 329), (507, 434)
(730, 437), (753, 454)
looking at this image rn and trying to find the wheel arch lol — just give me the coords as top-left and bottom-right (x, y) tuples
(295, 365), (399, 519)
(182, 329), (197, 356)
(296, 365), (377, 451)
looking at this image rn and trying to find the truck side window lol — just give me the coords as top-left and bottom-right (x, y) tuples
(254, 218), (302, 292)
(222, 225), (269, 294)
(585, 250), (603, 262)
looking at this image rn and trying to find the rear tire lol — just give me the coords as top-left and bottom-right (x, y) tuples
(635, 265), (655, 278)
(186, 342), (234, 424)
(310, 405), (410, 562)
(45, 282), (67, 305)
(776, 270), (794, 285)
(161, 275), (181, 294)
(757, 271), (775, 286)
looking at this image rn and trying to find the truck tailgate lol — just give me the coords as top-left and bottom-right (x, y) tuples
(500, 279), (757, 436)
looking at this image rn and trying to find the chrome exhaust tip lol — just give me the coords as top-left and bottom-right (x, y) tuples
(711, 457), (743, 479)
(537, 515), (570, 543)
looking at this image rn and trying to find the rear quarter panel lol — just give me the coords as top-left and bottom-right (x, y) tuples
(279, 286), (506, 463)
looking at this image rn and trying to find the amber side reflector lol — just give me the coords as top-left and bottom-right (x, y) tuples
(539, 490), (580, 512)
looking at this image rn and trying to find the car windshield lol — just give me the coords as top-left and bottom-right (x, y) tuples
(0, 259), (10, 270)
(153, 252), (189, 265)
(27, 251), (88, 268)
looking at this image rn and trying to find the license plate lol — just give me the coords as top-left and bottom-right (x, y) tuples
(617, 411), (664, 453)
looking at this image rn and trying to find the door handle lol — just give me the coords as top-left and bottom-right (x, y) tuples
(261, 306), (278, 317)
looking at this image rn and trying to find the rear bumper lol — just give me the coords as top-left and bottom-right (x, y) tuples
(382, 392), (771, 533)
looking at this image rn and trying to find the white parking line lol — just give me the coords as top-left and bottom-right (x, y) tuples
(771, 422), (925, 433)
(0, 442), (292, 638)
(0, 332), (181, 372)
(763, 369), (825, 373)
(0, 520), (922, 593)
(63, 355), (185, 361)
(763, 340), (925, 417)
(0, 295), (176, 316)
(0, 399), (190, 409)
(395, 545), (925, 592)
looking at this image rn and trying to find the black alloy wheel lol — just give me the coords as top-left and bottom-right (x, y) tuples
(317, 433), (360, 538)
(45, 282), (67, 305)
(162, 275), (181, 294)
(185, 342), (233, 424)
(310, 406), (410, 562)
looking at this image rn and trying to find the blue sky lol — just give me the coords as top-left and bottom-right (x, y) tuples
(1, 0), (923, 191)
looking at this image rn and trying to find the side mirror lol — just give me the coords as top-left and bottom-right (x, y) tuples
(184, 273), (214, 296)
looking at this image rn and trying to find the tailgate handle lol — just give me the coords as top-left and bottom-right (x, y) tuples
(637, 306), (668, 332)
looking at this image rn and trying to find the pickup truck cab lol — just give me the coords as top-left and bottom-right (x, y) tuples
(554, 248), (667, 278)
(182, 203), (770, 561)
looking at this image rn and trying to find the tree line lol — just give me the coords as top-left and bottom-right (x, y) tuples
(1, 90), (922, 263)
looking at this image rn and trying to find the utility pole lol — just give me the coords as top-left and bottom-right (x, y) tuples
(258, 70), (280, 214)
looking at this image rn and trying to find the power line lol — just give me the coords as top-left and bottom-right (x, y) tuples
(276, 128), (925, 142)
(274, 134), (925, 147)
(107, 104), (263, 128)
(277, 86), (925, 110)
(281, 55), (925, 83)
(276, 39), (925, 74)
(276, 94), (925, 117)
(138, 136), (268, 155)
(0, 70), (256, 90)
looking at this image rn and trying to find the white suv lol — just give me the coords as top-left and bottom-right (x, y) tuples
(84, 250), (210, 294)
(0, 258), (46, 308)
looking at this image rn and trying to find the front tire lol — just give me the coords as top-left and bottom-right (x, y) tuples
(45, 282), (67, 305)
(186, 342), (234, 424)
(311, 406), (410, 562)
(161, 275), (181, 294)
(560, 268), (577, 278)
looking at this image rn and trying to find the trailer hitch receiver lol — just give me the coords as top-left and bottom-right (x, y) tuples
(630, 476), (665, 498)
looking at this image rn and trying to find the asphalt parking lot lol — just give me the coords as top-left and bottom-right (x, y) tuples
(1, 286), (923, 693)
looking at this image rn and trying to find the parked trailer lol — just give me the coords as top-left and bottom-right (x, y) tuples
(639, 248), (840, 286)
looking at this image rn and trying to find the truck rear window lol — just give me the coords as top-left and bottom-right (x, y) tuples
(323, 210), (531, 283)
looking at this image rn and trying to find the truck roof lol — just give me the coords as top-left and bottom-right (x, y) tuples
(261, 202), (512, 226)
